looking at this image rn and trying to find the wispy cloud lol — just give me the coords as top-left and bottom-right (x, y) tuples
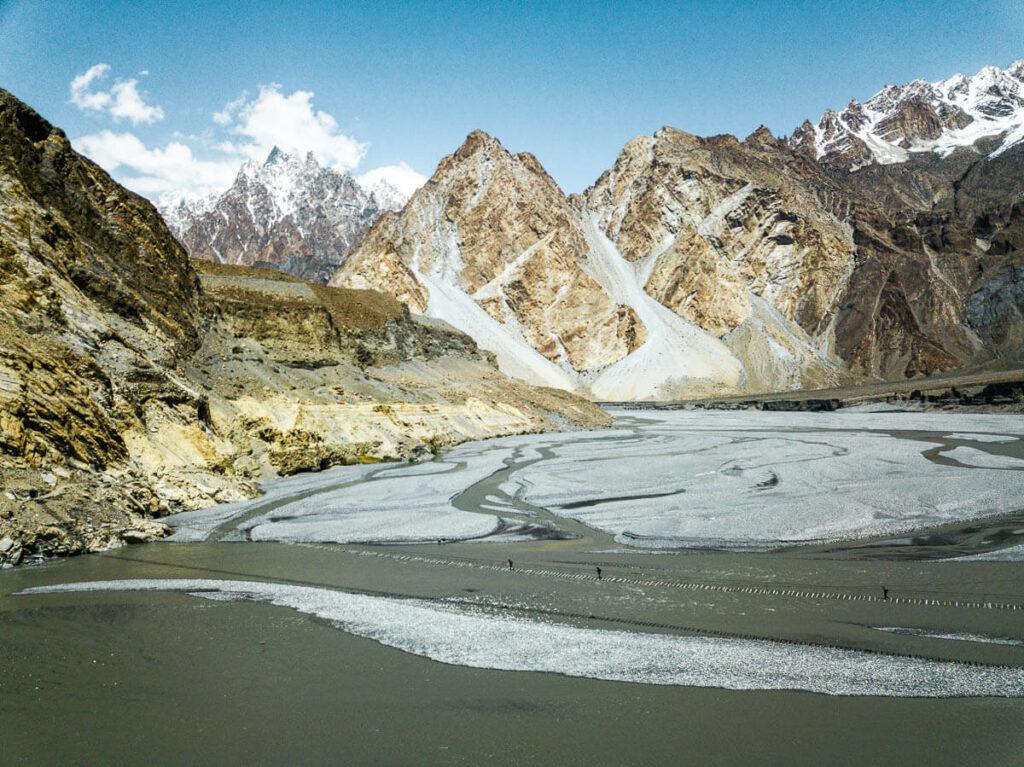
(71, 70), (424, 203)
(69, 63), (164, 125)
(212, 91), (247, 126)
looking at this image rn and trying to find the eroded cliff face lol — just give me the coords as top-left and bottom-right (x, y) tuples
(335, 117), (1019, 399)
(334, 131), (645, 378)
(820, 135), (1024, 375)
(581, 127), (855, 390)
(0, 90), (609, 565)
(582, 126), (1010, 384)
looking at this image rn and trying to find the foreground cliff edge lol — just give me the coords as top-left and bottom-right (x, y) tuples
(0, 89), (610, 565)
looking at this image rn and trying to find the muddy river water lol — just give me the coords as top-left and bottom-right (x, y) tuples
(3, 408), (1024, 765)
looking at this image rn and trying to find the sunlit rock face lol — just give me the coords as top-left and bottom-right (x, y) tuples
(581, 127), (854, 391)
(334, 129), (838, 398)
(334, 131), (647, 382)
(335, 74), (1024, 398)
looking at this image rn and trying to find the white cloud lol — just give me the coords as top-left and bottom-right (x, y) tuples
(357, 162), (427, 199)
(107, 80), (164, 124)
(222, 84), (366, 170)
(69, 64), (112, 110)
(69, 63), (164, 125)
(70, 77), (423, 207)
(73, 130), (237, 199)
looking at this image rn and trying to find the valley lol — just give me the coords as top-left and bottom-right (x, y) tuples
(2, 23), (1024, 765)
(3, 407), (1024, 763)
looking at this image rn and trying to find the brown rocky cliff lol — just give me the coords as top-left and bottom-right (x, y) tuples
(0, 89), (199, 348)
(334, 130), (645, 373)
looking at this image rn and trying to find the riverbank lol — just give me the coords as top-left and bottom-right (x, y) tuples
(609, 368), (1024, 412)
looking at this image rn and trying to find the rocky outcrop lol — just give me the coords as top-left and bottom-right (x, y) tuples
(581, 128), (853, 360)
(585, 126), (1014, 384)
(823, 125), (1024, 373)
(334, 113), (1020, 397)
(0, 89), (609, 565)
(335, 129), (839, 399)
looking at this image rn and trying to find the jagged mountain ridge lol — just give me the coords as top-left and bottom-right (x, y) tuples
(790, 60), (1024, 168)
(156, 59), (1023, 400)
(160, 148), (408, 282)
(333, 128), (855, 399)
(332, 115), (1022, 399)
(332, 130), (655, 393)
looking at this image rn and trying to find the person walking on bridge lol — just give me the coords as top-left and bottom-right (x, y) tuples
(508, 559), (513, 571)
(596, 566), (602, 581)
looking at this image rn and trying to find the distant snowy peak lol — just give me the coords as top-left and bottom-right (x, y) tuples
(160, 147), (383, 282)
(791, 60), (1024, 168)
(162, 148), (421, 243)
(235, 146), (371, 224)
(362, 177), (407, 212)
(356, 163), (428, 212)
(158, 189), (217, 234)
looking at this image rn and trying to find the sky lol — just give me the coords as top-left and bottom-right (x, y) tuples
(1, 0), (1022, 202)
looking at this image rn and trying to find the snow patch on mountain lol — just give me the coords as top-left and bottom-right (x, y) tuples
(418, 267), (576, 390)
(794, 60), (1024, 168)
(396, 210), (744, 400)
(580, 215), (742, 399)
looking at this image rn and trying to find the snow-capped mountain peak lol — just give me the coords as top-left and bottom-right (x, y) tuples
(160, 147), (389, 282)
(161, 148), (426, 277)
(791, 60), (1024, 168)
(362, 177), (407, 212)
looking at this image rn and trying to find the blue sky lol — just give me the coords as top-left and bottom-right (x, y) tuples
(1, 0), (1021, 199)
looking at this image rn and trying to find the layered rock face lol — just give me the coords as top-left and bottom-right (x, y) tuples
(333, 131), (654, 393)
(790, 61), (1024, 374)
(333, 121), (1020, 398)
(161, 148), (406, 283)
(790, 60), (1024, 169)
(0, 90), (608, 564)
(584, 123), (1024, 382)
(581, 127), (854, 391)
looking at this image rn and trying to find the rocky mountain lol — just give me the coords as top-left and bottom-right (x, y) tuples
(333, 110), (1023, 399)
(788, 60), (1024, 374)
(161, 148), (408, 283)
(147, 58), (1023, 403)
(0, 89), (608, 565)
(334, 128), (857, 400)
(790, 60), (1024, 169)
(333, 131), (650, 394)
